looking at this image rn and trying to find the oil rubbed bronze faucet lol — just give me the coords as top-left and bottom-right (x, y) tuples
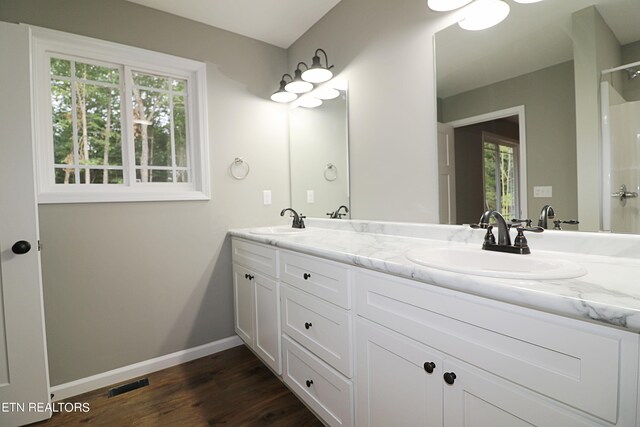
(537, 205), (579, 230)
(471, 210), (543, 254)
(280, 208), (306, 229)
(326, 205), (349, 219)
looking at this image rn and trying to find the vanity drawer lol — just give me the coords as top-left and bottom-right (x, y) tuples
(280, 251), (351, 308)
(281, 284), (352, 377)
(232, 238), (278, 278)
(282, 335), (353, 427)
(355, 269), (634, 424)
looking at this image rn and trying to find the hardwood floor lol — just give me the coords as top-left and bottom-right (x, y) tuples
(32, 345), (323, 426)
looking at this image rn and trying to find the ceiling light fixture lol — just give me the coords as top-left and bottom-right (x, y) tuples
(458, 0), (510, 31)
(270, 48), (336, 103)
(270, 74), (298, 103)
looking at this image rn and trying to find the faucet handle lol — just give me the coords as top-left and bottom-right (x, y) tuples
(517, 225), (544, 233)
(553, 219), (579, 230)
(511, 218), (532, 227)
(470, 222), (490, 229)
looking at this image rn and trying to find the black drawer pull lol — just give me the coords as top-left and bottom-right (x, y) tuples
(304, 322), (312, 330)
(306, 380), (313, 388)
(423, 362), (436, 374)
(443, 372), (457, 385)
(303, 273), (312, 280)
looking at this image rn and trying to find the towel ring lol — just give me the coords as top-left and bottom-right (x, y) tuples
(324, 163), (338, 181)
(230, 157), (250, 180)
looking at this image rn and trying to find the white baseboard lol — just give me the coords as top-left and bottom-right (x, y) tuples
(50, 335), (243, 402)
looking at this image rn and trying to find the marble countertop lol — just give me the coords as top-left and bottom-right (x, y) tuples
(229, 219), (640, 333)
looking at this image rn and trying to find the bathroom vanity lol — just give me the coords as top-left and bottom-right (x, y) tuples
(230, 219), (640, 426)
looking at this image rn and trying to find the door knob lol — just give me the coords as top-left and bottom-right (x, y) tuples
(423, 362), (436, 374)
(443, 372), (457, 385)
(11, 240), (31, 255)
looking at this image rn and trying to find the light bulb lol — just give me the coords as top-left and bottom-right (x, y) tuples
(312, 87), (340, 100)
(301, 68), (333, 84)
(298, 96), (323, 108)
(270, 91), (297, 103)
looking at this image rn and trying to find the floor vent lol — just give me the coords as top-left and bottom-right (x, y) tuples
(108, 378), (150, 398)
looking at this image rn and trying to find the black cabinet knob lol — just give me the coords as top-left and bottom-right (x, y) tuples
(423, 362), (436, 374)
(306, 380), (313, 388)
(443, 372), (457, 385)
(244, 273), (249, 279)
(11, 240), (31, 255)
(304, 322), (312, 330)
(244, 274), (254, 281)
(303, 273), (311, 280)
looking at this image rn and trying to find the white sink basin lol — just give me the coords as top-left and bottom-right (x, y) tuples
(248, 226), (307, 236)
(406, 246), (587, 280)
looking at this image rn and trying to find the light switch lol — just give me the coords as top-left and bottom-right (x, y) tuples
(263, 190), (272, 205)
(307, 190), (315, 203)
(533, 186), (552, 198)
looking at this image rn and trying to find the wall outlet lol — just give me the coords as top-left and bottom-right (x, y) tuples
(307, 190), (315, 203)
(263, 190), (272, 205)
(533, 186), (552, 198)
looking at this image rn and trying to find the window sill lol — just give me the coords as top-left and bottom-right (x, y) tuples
(37, 189), (210, 204)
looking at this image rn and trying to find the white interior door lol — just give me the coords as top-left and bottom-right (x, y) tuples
(438, 122), (456, 224)
(0, 22), (51, 425)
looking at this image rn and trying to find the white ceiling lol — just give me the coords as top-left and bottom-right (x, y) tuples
(436, 0), (640, 98)
(126, 0), (342, 49)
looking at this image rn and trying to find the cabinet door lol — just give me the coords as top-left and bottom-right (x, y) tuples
(443, 359), (596, 427)
(233, 264), (255, 346)
(254, 273), (281, 374)
(356, 319), (443, 427)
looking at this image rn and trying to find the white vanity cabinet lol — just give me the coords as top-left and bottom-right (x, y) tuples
(279, 251), (354, 427)
(231, 239), (281, 374)
(355, 268), (640, 427)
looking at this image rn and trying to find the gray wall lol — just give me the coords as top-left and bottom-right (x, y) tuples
(442, 61), (578, 223)
(286, 0), (453, 223)
(0, 0), (290, 385)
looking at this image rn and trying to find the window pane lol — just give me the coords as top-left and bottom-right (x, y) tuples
(51, 79), (74, 164)
(136, 168), (171, 183)
(133, 89), (171, 171)
(50, 58), (71, 77)
(171, 78), (186, 93)
(133, 71), (169, 90)
(75, 62), (119, 84)
(54, 167), (76, 184)
(174, 95), (188, 168)
(176, 170), (189, 183)
(483, 142), (497, 211)
(499, 145), (517, 219)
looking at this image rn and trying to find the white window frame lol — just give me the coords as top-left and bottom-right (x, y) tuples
(30, 25), (210, 204)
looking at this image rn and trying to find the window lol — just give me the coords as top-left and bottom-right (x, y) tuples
(32, 27), (210, 203)
(482, 132), (519, 219)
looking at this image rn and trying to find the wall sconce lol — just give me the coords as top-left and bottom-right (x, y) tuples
(270, 74), (298, 103)
(427, 0), (543, 31)
(270, 48), (335, 105)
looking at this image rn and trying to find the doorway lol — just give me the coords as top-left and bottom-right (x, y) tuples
(440, 106), (527, 225)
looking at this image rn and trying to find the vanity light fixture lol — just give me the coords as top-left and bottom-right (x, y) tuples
(285, 65), (314, 94)
(311, 86), (340, 100)
(270, 74), (298, 103)
(458, 0), (510, 31)
(427, 0), (473, 12)
(298, 95), (323, 108)
(301, 49), (334, 83)
(427, 0), (543, 31)
(270, 48), (335, 103)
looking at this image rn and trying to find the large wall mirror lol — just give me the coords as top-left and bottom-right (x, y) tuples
(289, 84), (350, 219)
(436, 0), (640, 233)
